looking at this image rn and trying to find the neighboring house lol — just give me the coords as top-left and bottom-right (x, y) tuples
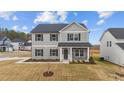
(100, 28), (124, 66)
(31, 22), (91, 63)
(11, 39), (25, 50)
(21, 42), (32, 51)
(0, 36), (13, 52)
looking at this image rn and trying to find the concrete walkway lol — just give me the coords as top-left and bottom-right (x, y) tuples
(0, 57), (31, 61)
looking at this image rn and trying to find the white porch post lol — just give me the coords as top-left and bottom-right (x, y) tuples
(70, 47), (72, 61)
(60, 47), (62, 62)
(87, 47), (90, 61)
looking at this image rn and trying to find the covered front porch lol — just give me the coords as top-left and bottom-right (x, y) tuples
(59, 47), (90, 62)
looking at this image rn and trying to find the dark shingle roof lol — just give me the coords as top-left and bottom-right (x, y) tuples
(31, 23), (87, 33)
(100, 28), (124, 41)
(12, 39), (24, 42)
(116, 43), (124, 50)
(24, 42), (32, 46)
(58, 42), (92, 47)
(108, 28), (124, 39)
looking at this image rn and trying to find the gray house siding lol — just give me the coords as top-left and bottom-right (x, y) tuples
(32, 47), (60, 59)
(32, 33), (59, 45)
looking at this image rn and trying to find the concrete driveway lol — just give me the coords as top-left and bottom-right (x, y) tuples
(0, 51), (31, 58)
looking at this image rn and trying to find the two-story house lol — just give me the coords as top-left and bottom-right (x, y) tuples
(0, 36), (13, 52)
(100, 28), (124, 66)
(31, 22), (91, 63)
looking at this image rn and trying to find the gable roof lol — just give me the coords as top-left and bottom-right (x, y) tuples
(100, 28), (124, 41)
(31, 22), (87, 33)
(116, 43), (124, 50)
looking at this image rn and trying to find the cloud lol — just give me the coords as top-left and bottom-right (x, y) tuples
(12, 25), (18, 31)
(22, 26), (28, 30)
(12, 15), (18, 21)
(82, 20), (88, 25)
(97, 11), (114, 19)
(0, 12), (14, 20)
(96, 19), (104, 25)
(96, 11), (114, 25)
(34, 11), (68, 24)
(57, 11), (68, 22)
(73, 12), (78, 16)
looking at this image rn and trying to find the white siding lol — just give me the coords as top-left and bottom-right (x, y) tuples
(100, 31), (124, 66)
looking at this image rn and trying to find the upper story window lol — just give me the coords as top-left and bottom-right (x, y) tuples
(68, 34), (73, 41)
(35, 34), (43, 41)
(75, 33), (80, 41)
(50, 34), (58, 41)
(67, 33), (81, 41)
(107, 41), (112, 47)
(110, 41), (112, 47)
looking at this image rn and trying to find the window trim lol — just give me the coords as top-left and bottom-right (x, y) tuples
(50, 34), (58, 41)
(35, 34), (43, 41)
(50, 49), (58, 56)
(35, 49), (43, 56)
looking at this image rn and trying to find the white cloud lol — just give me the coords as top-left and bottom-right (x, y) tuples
(34, 11), (68, 24)
(12, 25), (18, 31)
(96, 11), (114, 25)
(57, 11), (68, 22)
(97, 11), (114, 19)
(96, 19), (105, 25)
(82, 20), (88, 25)
(0, 12), (14, 20)
(73, 12), (78, 16)
(12, 15), (18, 21)
(22, 26), (28, 30)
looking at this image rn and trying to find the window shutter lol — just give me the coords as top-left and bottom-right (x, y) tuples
(79, 33), (80, 41)
(67, 34), (69, 41)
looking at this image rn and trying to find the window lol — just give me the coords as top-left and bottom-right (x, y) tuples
(35, 49), (43, 56)
(73, 48), (84, 57)
(68, 34), (73, 41)
(50, 49), (58, 56)
(75, 49), (79, 56)
(35, 34), (43, 41)
(107, 41), (112, 47)
(50, 34), (58, 41)
(110, 41), (112, 47)
(80, 49), (84, 56)
(75, 33), (80, 41)
(67, 33), (80, 41)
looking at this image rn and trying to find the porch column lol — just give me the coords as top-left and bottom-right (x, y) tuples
(87, 47), (90, 61)
(69, 47), (72, 61)
(60, 47), (62, 62)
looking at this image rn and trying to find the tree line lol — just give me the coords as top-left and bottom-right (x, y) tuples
(0, 28), (31, 41)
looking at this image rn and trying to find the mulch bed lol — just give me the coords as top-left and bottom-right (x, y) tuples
(24, 58), (59, 62)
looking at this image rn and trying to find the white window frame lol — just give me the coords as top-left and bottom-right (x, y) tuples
(35, 34), (43, 41)
(35, 49), (43, 56)
(50, 49), (58, 56)
(50, 34), (58, 41)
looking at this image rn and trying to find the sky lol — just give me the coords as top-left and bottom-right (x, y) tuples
(0, 11), (124, 44)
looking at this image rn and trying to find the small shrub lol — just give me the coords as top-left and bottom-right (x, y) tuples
(89, 57), (95, 64)
(99, 57), (104, 61)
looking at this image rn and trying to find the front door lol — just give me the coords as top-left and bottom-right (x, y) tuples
(63, 48), (68, 60)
